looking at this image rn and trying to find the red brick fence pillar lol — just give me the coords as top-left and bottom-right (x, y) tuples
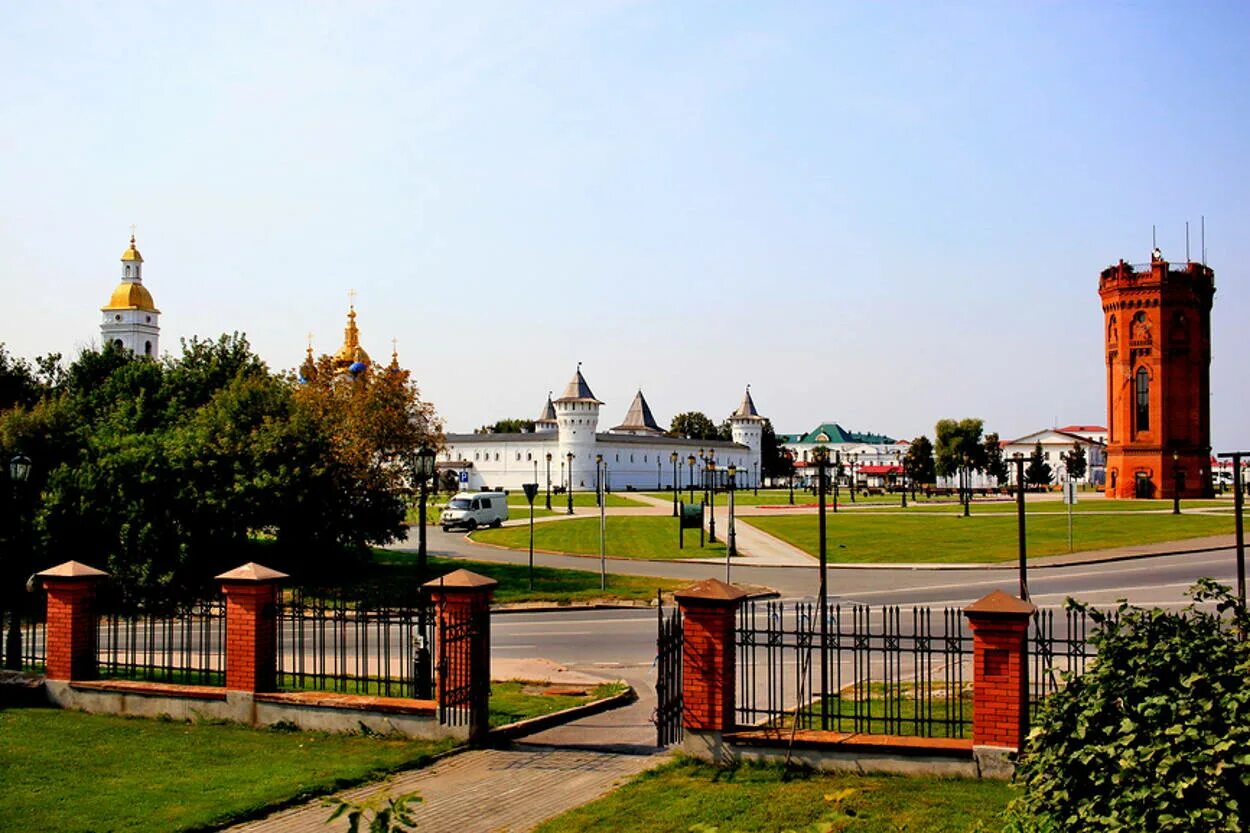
(964, 590), (1035, 776)
(676, 578), (748, 762)
(38, 561), (108, 681)
(424, 569), (497, 742)
(217, 562), (288, 694)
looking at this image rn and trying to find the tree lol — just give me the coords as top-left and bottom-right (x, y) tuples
(670, 411), (721, 440)
(983, 432), (1008, 486)
(1011, 581), (1250, 832)
(1063, 441), (1088, 482)
(1026, 441), (1053, 490)
(475, 418), (534, 434)
(0, 344), (39, 411)
(903, 435), (936, 491)
(935, 418), (986, 512)
(759, 419), (787, 482)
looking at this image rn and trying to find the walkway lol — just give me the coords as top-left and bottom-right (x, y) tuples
(221, 669), (667, 833)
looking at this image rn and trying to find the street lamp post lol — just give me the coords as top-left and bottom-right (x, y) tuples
(687, 454), (696, 503)
(412, 446), (437, 576)
(657, 457), (662, 490)
(596, 454), (606, 591)
(753, 461), (758, 496)
(784, 449), (795, 505)
(899, 451), (908, 508)
(1172, 451), (1182, 515)
(706, 460), (717, 544)
(1012, 454), (1029, 600)
(566, 452), (575, 515)
(832, 451), (840, 514)
(726, 464), (738, 581)
(670, 452), (679, 517)
(545, 453), (552, 510)
(813, 446), (830, 729)
(1217, 451), (1247, 607)
(848, 454), (857, 503)
(5, 454), (32, 671)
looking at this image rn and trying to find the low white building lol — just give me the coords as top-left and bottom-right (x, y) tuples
(441, 368), (765, 493)
(1001, 426), (1107, 486)
(778, 424), (907, 489)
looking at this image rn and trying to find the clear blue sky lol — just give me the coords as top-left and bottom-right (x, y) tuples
(3, 2), (1247, 447)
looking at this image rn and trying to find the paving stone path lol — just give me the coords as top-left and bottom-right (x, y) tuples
(222, 672), (667, 833)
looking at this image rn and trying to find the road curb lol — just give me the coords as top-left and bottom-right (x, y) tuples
(488, 685), (638, 742)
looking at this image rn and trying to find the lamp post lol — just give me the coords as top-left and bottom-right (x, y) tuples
(832, 451), (840, 513)
(596, 454), (606, 591)
(412, 446), (437, 576)
(657, 456), (662, 490)
(566, 452), (575, 515)
(784, 449), (795, 504)
(1173, 450), (1182, 515)
(899, 450), (908, 508)
(5, 454), (32, 671)
(1011, 453), (1029, 600)
(753, 461), (758, 496)
(848, 454), (857, 503)
(706, 459), (717, 544)
(670, 452), (679, 517)
(813, 446), (830, 729)
(545, 452), (552, 510)
(726, 464), (738, 580)
(1216, 451), (1247, 607)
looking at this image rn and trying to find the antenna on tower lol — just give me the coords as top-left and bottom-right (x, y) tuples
(1152, 224), (1157, 250)
(1202, 215), (1206, 264)
(1186, 221), (1190, 262)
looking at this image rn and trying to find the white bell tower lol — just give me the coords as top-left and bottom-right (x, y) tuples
(101, 233), (160, 357)
(554, 364), (602, 491)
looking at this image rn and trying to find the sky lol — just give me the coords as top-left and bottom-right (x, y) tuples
(2, 1), (1247, 447)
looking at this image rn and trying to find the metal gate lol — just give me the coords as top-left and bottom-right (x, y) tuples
(437, 599), (490, 734)
(654, 595), (683, 746)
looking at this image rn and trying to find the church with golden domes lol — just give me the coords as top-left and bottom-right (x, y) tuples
(101, 234), (160, 356)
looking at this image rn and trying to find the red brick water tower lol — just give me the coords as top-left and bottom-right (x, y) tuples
(1100, 252), (1215, 499)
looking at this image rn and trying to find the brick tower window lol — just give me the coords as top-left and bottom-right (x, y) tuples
(1135, 368), (1150, 431)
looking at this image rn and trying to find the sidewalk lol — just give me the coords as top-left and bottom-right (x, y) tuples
(220, 669), (666, 833)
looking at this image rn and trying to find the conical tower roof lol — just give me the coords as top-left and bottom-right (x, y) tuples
(554, 365), (602, 404)
(536, 392), (558, 425)
(612, 390), (663, 434)
(731, 386), (763, 421)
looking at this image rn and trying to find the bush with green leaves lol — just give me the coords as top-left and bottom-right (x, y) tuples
(1010, 579), (1250, 831)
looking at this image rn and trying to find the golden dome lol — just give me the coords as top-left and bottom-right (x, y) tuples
(120, 235), (144, 263)
(103, 281), (159, 312)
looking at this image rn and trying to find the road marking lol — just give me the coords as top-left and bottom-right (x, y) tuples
(493, 644), (537, 650)
(496, 630), (595, 637)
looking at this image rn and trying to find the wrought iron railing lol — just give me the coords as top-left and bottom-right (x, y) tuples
(275, 590), (435, 699)
(654, 595), (683, 746)
(736, 600), (971, 738)
(97, 598), (226, 685)
(1029, 606), (1100, 712)
(19, 591), (45, 674)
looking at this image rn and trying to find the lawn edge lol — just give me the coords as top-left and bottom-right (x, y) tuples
(490, 685), (637, 741)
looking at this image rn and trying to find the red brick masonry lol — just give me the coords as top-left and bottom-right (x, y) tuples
(964, 591), (1035, 750)
(675, 578), (749, 732)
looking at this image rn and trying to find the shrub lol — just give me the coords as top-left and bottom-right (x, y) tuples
(1010, 579), (1250, 831)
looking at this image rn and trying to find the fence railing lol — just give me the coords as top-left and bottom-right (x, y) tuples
(275, 590), (435, 699)
(736, 600), (971, 738)
(19, 592), (45, 674)
(97, 598), (226, 685)
(1029, 606), (1100, 710)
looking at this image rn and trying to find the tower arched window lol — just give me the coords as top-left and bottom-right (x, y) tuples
(1135, 367), (1150, 431)
(144, 341), (152, 356)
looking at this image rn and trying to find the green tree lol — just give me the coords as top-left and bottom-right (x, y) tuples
(984, 432), (1008, 486)
(1011, 581), (1250, 832)
(935, 418), (986, 513)
(475, 418), (535, 434)
(759, 419), (787, 481)
(1063, 441), (1088, 482)
(670, 411), (721, 440)
(1026, 441), (1053, 490)
(903, 435), (936, 491)
(0, 344), (39, 410)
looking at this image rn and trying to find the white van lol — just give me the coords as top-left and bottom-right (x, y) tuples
(440, 492), (509, 532)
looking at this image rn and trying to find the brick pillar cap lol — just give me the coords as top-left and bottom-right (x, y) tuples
(38, 560), (108, 580)
(215, 562), (289, 583)
(965, 590), (1035, 617)
(674, 578), (749, 606)
(423, 568), (498, 591)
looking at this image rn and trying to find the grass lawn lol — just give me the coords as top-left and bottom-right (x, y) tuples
(642, 489), (929, 507)
(489, 681), (626, 727)
(745, 511), (1233, 564)
(533, 758), (1013, 833)
(899, 497), (1230, 514)
(472, 516), (728, 561)
(507, 491), (649, 508)
(0, 707), (456, 833)
(356, 549), (683, 603)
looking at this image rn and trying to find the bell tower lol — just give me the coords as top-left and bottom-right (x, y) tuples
(101, 233), (160, 357)
(1100, 251), (1214, 499)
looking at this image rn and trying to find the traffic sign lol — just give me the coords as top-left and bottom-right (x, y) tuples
(458, 471), (469, 484)
(522, 483), (539, 504)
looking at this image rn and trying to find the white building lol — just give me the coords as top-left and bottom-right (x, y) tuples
(1001, 426), (1107, 486)
(442, 368), (765, 493)
(778, 424), (907, 489)
(100, 234), (160, 356)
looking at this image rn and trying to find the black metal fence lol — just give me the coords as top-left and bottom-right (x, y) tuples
(17, 590), (46, 674)
(654, 597), (683, 746)
(1029, 606), (1100, 711)
(436, 600), (489, 730)
(97, 598), (227, 685)
(736, 600), (972, 738)
(275, 590), (436, 700)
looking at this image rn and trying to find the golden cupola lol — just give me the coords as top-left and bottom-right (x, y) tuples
(333, 306), (371, 372)
(102, 234), (159, 313)
(100, 231), (161, 357)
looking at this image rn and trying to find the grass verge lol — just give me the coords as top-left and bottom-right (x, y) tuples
(532, 757), (1013, 833)
(508, 491), (650, 508)
(471, 516), (728, 561)
(489, 681), (627, 727)
(745, 511), (1232, 563)
(0, 707), (455, 833)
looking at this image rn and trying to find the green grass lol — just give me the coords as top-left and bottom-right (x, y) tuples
(0, 707), (455, 833)
(898, 497), (1230, 514)
(507, 491), (649, 508)
(359, 549), (684, 603)
(745, 511), (1233, 563)
(489, 681), (626, 727)
(781, 684), (971, 738)
(533, 757), (1013, 833)
(642, 489), (932, 507)
(472, 516), (729, 561)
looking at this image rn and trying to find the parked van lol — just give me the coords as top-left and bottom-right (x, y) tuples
(441, 492), (509, 532)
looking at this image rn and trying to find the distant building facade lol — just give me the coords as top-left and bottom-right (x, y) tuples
(778, 424), (907, 489)
(101, 234), (160, 356)
(1001, 426), (1107, 486)
(1100, 253), (1214, 498)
